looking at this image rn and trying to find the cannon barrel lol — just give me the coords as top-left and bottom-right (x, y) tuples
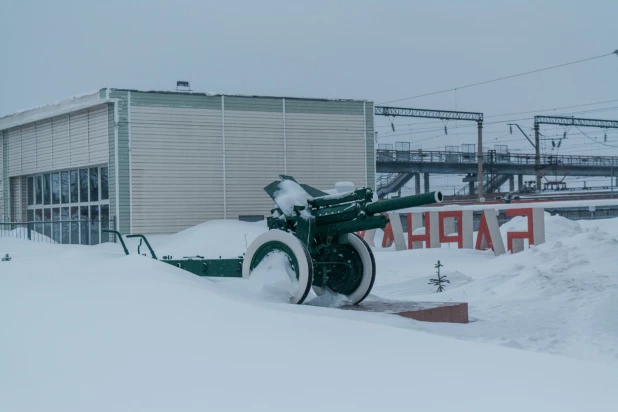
(365, 191), (443, 215)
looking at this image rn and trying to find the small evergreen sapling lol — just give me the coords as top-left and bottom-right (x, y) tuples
(428, 260), (449, 292)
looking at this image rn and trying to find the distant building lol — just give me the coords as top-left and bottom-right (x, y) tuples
(0, 89), (375, 242)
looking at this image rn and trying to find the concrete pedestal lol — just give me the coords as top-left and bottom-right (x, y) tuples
(341, 299), (469, 324)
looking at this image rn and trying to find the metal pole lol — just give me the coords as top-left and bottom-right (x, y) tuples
(534, 122), (541, 192)
(477, 121), (484, 201)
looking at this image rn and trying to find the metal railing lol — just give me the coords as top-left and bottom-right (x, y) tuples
(376, 173), (400, 189)
(0, 218), (116, 245)
(376, 149), (618, 167)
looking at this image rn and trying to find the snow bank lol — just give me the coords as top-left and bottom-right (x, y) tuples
(373, 215), (618, 366)
(2, 216), (618, 411)
(1, 237), (617, 411)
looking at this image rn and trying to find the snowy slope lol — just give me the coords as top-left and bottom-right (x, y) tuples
(1, 217), (618, 411)
(373, 215), (618, 365)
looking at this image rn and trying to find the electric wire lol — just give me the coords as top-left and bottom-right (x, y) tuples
(379, 52), (616, 105)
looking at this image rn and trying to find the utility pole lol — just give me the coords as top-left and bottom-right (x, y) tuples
(374, 106), (484, 201)
(534, 115), (618, 193)
(477, 121), (484, 201)
(534, 122), (541, 192)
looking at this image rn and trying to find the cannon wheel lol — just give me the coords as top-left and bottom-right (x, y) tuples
(242, 230), (314, 305)
(312, 233), (376, 305)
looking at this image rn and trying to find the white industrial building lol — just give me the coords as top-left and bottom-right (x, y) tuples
(0, 88), (375, 243)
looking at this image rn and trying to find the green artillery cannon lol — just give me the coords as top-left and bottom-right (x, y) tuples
(242, 175), (443, 304)
(108, 176), (442, 305)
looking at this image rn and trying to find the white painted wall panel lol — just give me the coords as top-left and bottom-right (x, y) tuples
(285, 113), (366, 191)
(36, 119), (53, 171)
(20, 124), (36, 175)
(7, 128), (21, 176)
(130, 106), (224, 234)
(88, 105), (108, 164)
(225, 110), (284, 219)
(52, 115), (70, 169)
(69, 110), (89, 167)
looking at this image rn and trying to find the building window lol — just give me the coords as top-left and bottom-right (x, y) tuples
(36, 175), (42, 205)
(26, 165), (110, 245)
(79, 169), (88, 203)
(101, 167), (109, 200)
(90, 168), (99, 202)
(52, 208), (61, 242)
(61, 207), (70, 244)
(61, 171), (69, 204)
(52, 173), (60, 205)
(80, 206), (89, 245)
(28, 177), (34, 206)
(70, 170), (78, 203)
(43, 174), (51, 205)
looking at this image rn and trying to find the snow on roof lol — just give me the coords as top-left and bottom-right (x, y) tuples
(108, 87), (370, 103)
(1, 87), (371, 132)
(0, 90), (108, 131)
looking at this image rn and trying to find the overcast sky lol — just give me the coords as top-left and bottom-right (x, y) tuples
(1, 0), (617, 185)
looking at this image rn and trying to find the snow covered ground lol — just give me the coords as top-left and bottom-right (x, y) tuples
(1, 215), (617, 411)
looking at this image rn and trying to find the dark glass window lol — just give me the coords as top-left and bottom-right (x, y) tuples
(36, 176), (43, 205)
(61, 171), (69, 204)
(80, 206), (89, 245)
(61, 207), (70, 244)
(43, 174), (51, 205)
(79, 169), (88, 203)
(101, 167), (109, 200)
(52, 208), (60, 243)
(101, 205), (109, 243)
(28, 177), (34, 206)
(35, 209), (43, 236)
(90, 205), (99, 245)
(71, 206), (79, 245)
(89, 168), (99, 202)
(44, 208), (52, 238)
(70, 170), (78, 203)
(52, 173), (60, 204)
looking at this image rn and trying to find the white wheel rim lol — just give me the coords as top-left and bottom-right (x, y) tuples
(243, 230), (313, 304)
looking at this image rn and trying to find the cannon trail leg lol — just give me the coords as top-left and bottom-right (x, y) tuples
(242, 230), (314, 304)
(313, 233), (376, 305)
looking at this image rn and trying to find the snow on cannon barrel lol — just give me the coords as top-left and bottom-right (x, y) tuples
(242, 175), (443, 305)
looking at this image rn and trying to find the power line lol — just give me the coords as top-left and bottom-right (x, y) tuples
(379, 51), (616, 105)
(574, 126), (618, 148)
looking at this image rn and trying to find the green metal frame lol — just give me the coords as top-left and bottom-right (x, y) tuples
(109, 232), (243, 278)
(102, 230), (129, 255)
(126, 234), (158, 259)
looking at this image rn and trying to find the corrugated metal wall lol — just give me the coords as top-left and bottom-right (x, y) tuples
(130, 104), (224, 233)
(0, 133), (5, 220)
(2, 104), (109, 178)
(224, 97), (284, 220)
(9, 176), (26, 221)
(127, 92), (373, 234)
(285, 99), (366, 191)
